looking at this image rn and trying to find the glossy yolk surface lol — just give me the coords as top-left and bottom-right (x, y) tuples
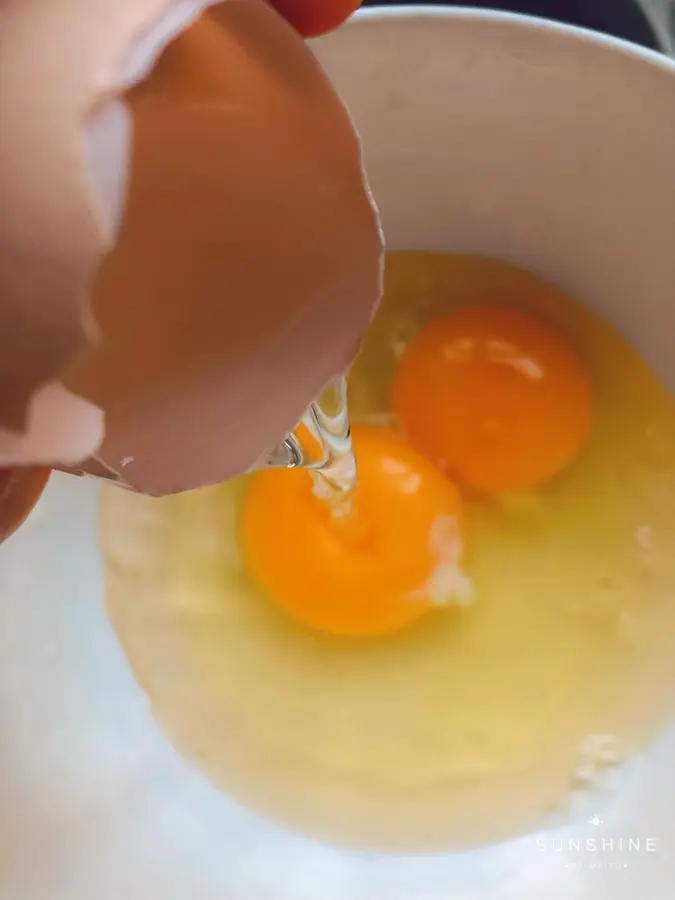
(266, 0), (363, 37)
(392, 305), (592, 495)
(240, 426), (464, 638)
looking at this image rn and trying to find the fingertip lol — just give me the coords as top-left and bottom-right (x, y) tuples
(265, 0), (362, 39)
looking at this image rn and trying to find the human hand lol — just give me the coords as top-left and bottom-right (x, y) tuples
(265, 0), (363, 37)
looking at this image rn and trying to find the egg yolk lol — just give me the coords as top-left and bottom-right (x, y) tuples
(392, 305), (592, 495)
(240, 426), (464, 638)
(266, 0), (363, 37)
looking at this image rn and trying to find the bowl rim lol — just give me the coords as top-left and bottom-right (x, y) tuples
(347, 4), (675, 77)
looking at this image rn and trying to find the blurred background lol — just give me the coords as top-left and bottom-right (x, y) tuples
(360, 0), (675, 52)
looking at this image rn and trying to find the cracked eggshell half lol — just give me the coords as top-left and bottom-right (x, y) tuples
(0, 0), (383, 496)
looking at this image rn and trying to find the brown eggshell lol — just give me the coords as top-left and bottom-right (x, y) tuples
(0, 0), (201, 452)
(0, 0), (383, 496)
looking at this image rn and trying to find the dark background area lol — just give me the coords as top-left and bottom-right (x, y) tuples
(360, 0), (660, 49)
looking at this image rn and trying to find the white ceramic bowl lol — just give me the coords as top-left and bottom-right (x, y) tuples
(3, 9), (675, 899)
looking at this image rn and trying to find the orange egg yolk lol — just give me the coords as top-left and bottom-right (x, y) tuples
(240, 426), (464, 638)
(392, 305), (592, 495)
